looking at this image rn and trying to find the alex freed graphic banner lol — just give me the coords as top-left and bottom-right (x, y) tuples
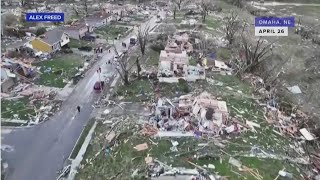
(255, 17), (295, 36)
(26, 13), (64, 22)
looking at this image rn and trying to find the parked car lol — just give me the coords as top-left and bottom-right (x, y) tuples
(130, 37), (136, 45)
(82, 35), (96, 41)
(94, 81), (105, 92)
(78, 46), (92, 51)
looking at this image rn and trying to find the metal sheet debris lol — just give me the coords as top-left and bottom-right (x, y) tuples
(287, 85), (302, 94)
(299, 128), (315, 141)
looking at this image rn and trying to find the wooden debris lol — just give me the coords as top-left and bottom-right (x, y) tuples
(134, 143), (148, 151)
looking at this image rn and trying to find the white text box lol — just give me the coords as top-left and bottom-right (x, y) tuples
(255, 27), (288, 36)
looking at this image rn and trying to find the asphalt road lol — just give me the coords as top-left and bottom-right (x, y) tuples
(1, 12), (162, 180)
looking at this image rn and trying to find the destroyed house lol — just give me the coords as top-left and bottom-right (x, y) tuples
(1, 67), (16, 93)
(192, 92), (228, 128)
(158, 50), (189, 77)
(164, 39), (183, 53)
(60, 21), (93, 40)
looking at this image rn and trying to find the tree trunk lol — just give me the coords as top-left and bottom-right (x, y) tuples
(173, 7), (176, 19)
(136, 57), (141, 79)
(124, 72), (129, 85)
(202, 12), (206, 22)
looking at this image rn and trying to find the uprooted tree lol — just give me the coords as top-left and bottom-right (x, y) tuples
(114, 47), (135, 85)
(223, 11), (239, 45)
(233, 36), (273, 75)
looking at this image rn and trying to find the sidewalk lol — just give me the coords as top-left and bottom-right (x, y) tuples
(67, 121), (97, 180)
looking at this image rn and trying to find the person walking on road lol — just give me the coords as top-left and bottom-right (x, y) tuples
(77, 106), (81, 113)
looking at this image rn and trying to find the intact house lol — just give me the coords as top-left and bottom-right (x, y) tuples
(60, 21), (93, 40)
(85, 12), (113, 28)
(1, 67), (16, 93)
(31, 29), (70, 53)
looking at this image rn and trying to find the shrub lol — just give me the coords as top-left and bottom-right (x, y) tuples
(36, 27), (47, 36)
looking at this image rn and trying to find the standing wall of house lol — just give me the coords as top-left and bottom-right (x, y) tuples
(31, 39), (51, 53)
(52, 42), (61, 51)
(1, 78), (15, 93)
(60, 33), (70, 47)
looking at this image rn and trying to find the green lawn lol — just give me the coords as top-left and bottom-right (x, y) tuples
(145, 49), (160, 66)
(76, 113), (301, 180)
(33, 54), (85, 88)
(0, 97), (44, 120)
(189, 56), (198, 66)
(70, 118), (95, 159)
(76, 74), (305, 179)
(131, 15), (146, 22)
(205, 16), (221, 30)
(217, 47), (232, 61)
(68, 39), (95, 49)
(115, 79), (154, 101)
(95, 26), (129, 40)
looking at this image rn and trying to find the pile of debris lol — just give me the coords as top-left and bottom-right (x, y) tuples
(3, 83), (61, 124)
(143, 158), (223, 180)
(142, 91), (254, 138)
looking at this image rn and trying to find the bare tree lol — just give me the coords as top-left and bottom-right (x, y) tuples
(114, 47), (134, 85)
(200, 0), (212, 23)
(72, 5), (79, 17)
(136, 56), (142, 79)
(44, 1), (49, 9)
(224, 11), (239, 45)
(83, 0), (88, 17)
(234, 36), (273, 74)
(173, 5), (177, 19)
(20, 0), (27, 7)
(137, 25), (150, 56)
(174, 0), (184, 10)
(136, 25), (150, 79)
(96, 0), (105, 10)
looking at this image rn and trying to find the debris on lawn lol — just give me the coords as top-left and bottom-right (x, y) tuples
(1, 82), (62, 124)
(134, 143), (149, 151)
(144, 91), (251, 138)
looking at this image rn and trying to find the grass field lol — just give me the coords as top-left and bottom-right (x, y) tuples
(1, 97), (36, 120)
(33, 54), (85, 88)
(95, 26), (129, 40)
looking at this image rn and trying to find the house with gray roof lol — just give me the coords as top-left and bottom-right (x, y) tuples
(31, 29), (70, 53)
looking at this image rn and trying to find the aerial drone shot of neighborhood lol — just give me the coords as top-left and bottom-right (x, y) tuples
(0, 0), (320, 179)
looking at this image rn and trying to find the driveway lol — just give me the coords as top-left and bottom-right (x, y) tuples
(1, 11), (163, 180)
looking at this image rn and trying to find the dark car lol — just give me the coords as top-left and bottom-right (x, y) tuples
(78, 46), (92, 51)
(94, 81), (105, 91)
(130, 37), (136, 45)
(82, 35), (96, 41)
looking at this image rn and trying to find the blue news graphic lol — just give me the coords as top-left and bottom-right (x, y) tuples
(255, 17), (295, 27)
(26, 13), (64, 22)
